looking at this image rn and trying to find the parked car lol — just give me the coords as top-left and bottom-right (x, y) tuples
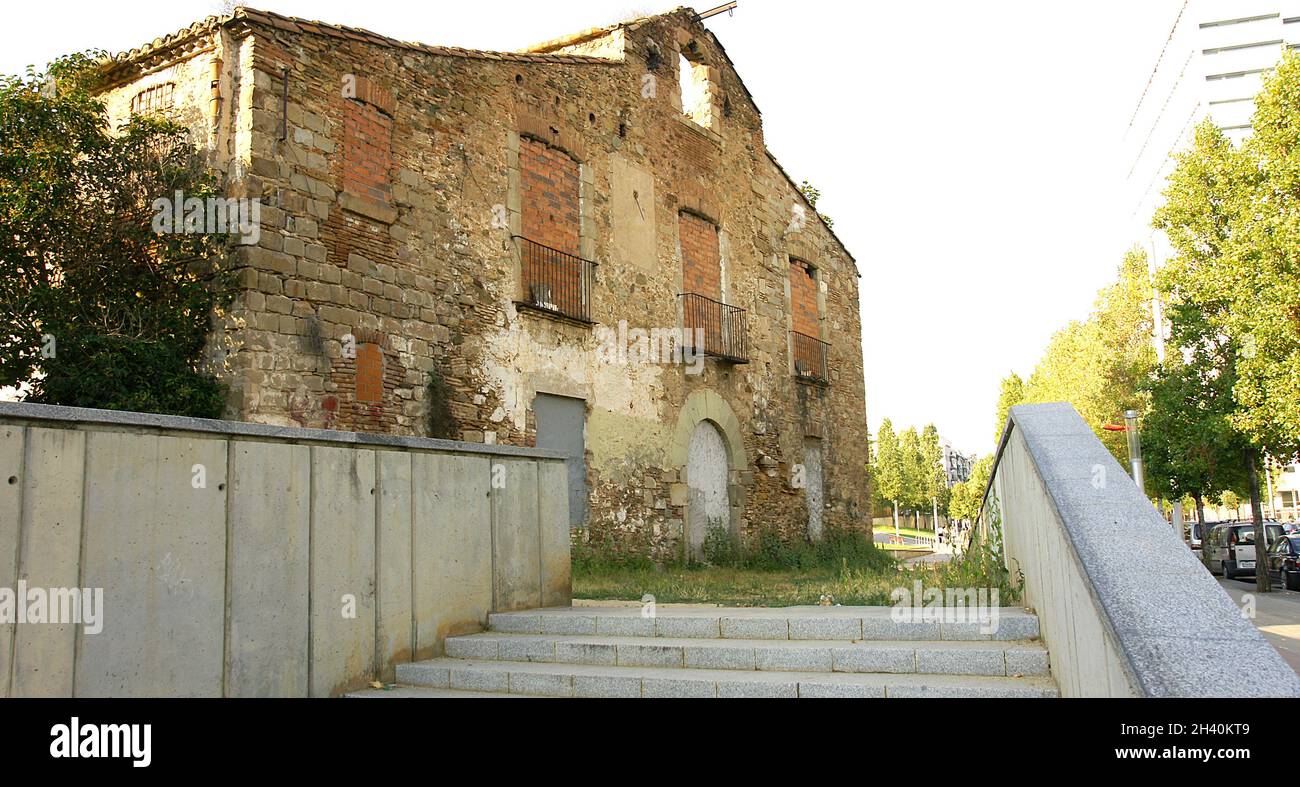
(1267, 535), (1300, 591)
(1203, 522), (1285, 579)
(1282, 522), (1300, 536)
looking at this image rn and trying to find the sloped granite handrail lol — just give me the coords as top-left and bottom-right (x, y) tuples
(984, 402), (1300, 698)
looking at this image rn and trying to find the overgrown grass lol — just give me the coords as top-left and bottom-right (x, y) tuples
(573, 525), (1021, 608)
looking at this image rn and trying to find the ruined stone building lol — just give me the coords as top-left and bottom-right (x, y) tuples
(96, 6), (872, 560)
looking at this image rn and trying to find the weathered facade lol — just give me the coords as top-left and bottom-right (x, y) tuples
(96, 6), (872, 560)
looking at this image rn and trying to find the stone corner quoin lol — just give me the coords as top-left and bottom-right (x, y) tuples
(94, 6), (871, 561)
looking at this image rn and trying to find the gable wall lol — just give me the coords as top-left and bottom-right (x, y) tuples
(97, 9), (871, 559)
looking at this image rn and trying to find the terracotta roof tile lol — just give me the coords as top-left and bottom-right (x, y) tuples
(105, 6), (624, 70)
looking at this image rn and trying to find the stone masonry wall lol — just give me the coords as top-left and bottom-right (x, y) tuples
(96, 8), (873, 562)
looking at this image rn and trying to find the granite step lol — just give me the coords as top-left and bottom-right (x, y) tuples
(487, 605), (1040, 642)
(394, 658), (1059, 698)
(345, 686), (535, 699)
(445, 632), (1050, 677)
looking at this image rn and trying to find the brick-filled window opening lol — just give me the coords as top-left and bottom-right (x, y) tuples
(680, 212), (721, 300)
(355, 343), (385, 404)
(131, 83), (175, 115)
(679, 213), (746, 362)
(790, 260), (819, 337)
(518, 136), (590, 320)
(342, 100), (394, 206)
(790, 260), (827, 382)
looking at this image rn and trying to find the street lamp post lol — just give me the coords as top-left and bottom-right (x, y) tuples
(1264, 455), (1277, 520)
(1124, 410), (1145, 492)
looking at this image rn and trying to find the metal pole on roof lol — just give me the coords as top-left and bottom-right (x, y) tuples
(695, 2), (738, 22)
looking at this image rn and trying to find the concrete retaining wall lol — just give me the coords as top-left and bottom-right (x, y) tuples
(0, 402), (570, 697)
(985, 403), (1300, 698)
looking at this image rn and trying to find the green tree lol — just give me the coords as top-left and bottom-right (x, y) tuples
(1018, 249), (1157, 465)
(0, 52), (229, 416)
(871, 419), (904, 529)
(969, 455), (993, 511)
(947, 455), (992, 523)
(994, 373), (1024, 444)
(920, 424), (948, 530)
(1228, 52), (1300, 452)
(1151, 53), (1300, 591)
(1141, 304), (1249, 526)
(898, 426), (927, 527)
(946, 480), (970, 521)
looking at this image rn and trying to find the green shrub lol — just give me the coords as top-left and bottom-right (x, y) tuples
(571, 534), (657, 574)
(1, 52), (230, 418)
(700, 518), (740, 567)
(708, 523), (895, 574)
(32, 327), (226, 419)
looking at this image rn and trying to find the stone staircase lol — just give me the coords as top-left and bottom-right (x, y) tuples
(350, 605), (1059, 698)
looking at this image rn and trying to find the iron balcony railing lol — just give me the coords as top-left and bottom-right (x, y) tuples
(514, 235), (596, 323)
(680, 292), (749, 364)
(792, 331), (830, 385)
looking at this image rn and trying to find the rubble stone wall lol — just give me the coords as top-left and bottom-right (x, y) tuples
(96, 8), (872, 561)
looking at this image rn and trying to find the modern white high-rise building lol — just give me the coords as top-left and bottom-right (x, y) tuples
(1124, 1), (1300, 322)
(1124, 2), (1300, 516)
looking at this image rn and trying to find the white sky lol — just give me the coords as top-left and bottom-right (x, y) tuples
(0, 0), (1185, 455)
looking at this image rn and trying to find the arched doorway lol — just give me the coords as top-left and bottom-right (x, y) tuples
(666, 390), (748, 561)
(686, 420), (730, 559)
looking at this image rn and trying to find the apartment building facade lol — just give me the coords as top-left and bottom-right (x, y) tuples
(94, 6), (872, 560)
(1123, 1), (1300, 501)
(941, 440), (973, 488)
(1124, 0), (1300, 352)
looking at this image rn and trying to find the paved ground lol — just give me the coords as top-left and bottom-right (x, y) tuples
(1217, 577), (1300, 675)
(873, 532), (936, 547)
(903, 551), (954, 566)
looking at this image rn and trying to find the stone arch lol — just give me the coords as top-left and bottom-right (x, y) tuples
(666, 390), (747, 557)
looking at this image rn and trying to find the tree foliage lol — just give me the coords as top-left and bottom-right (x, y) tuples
(1141, 302), (1249, 513)
(1011, 249), (1158, 464)
(870, 418), (947, 518)
(798, 179), (834, 229)
(0, 52), (229, 416)
(1154, 52), (1300, 456)
(1144, 51), (1300, 591)
(994, 372), (1024, 444)
(899, 426), (924, 510)
(946, 455), (992, 523)
(872, 418), (904, 508)
(919, 424), (948, 512)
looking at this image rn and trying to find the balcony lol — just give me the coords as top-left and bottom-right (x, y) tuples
(680, 293), (749, 364)
(791, 331), (830, 385)
(514, 235), (596, 324)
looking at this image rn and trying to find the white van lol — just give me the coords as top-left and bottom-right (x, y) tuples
(1203, 522), (1284, 579)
